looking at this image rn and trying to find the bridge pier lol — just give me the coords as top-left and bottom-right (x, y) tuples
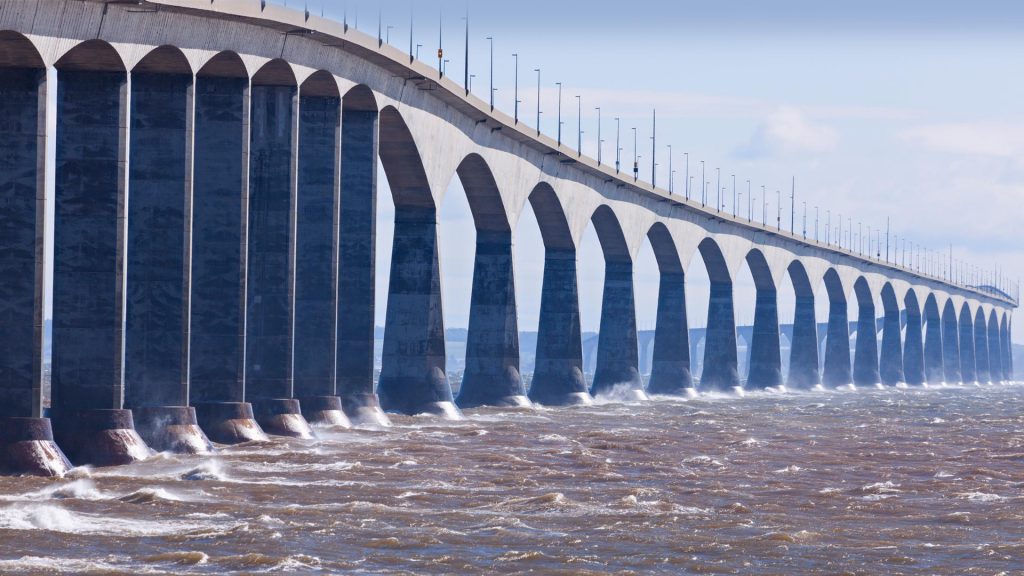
(189, 67), (267, 444)
(336, 90), (388, 425)
(879, 299), (904, 385)
(923, 301), (944, 384)
(0, 64), (72, 475)
(123, 64), (212, 454)
(974, 313), (990, 382)
(1002, 318), (1013, 380)
(702, 280), (740, 391)
(852, 281), (880, 386)
(244, 80), (313, 438)
(788, 294), (820, 389)
(958, 308), (976, 382)
(591, 260), (644, 398)
(904, 301), (925, 385)
(941, 305), (961, 383)
(456, 230), (526, 408)
(529, 249), (590, 405)
(50, 60), (150, 466)
(292, 88), (348, 427)
(987, 314), (1003, 382)
(747, 287), (783, 389)
(823, 276), (851, 387)
(647, 271), (693, 394)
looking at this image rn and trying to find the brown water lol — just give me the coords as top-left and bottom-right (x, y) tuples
(1, 382), (1022, 574)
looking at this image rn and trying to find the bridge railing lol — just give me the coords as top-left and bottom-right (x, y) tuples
(239, 0), (1017, 308)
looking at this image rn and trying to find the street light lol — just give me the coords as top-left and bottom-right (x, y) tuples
(556, 81), (563, 146)
(575, 95), (582, 156)
(715, 167), (721, 213)
(667, 144), (673, 194)
(513, 53), (519, 123)
(486, 36), (494, 110)
(595, 107), (602, 165)
(534, 68), (541, 135)
(684, 153), (689, 200)
(614, 117), (621, 173)
(746, 179), (751, 222)
(632, 127), (638, 180)
(731, 174), (736, 217)
(386, 24), (394, 45)
(700, 161), (706, 206)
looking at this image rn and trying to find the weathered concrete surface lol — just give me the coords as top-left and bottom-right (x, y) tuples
(924, 315), (944, 385)
(377, 207), (456, 417)
(528, 250), (590, 406)
(51, 68), (149, 465)
(823, 295), (851, 387)
(974, 313), (990, 383)
(853, 283), (880, 386)
(189, 74), (256, 440)
(702, 281), (740, 390)
(647, 272), (693, 394)
(959, 308), (976, 382)
(988, 314), (1003, 381)
(456, 230), (526, 408)
(788, 294), (820, 389)
(0, 417), (72, 477)
(941, 305), (961, 383)
(591, 260), (645, 398)
(336, 99), (386, 424)
(195, 402), (268, 445)
(133, 406), (212, 454)
(904, 305), (925, 385)
(747, 289), (783, 389)
(879, 307), (904, 385)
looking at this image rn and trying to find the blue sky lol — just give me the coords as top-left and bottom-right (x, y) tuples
(282, 0), (1023, 343)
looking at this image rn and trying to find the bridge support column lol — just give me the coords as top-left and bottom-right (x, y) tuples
(336, 100), (387, 425)
(747, 288), (782, 389)
(823, 298), (851, 387)
(591, 261), (644, 398)
(974, 317), (990, 382)
(941, 308), (961, 383)
(879, 307), (904, 385)
(293, 93), (348, 427)
(702, 281), (739, 391)
(378, 206), (455, 417)
(647, 272), (693, 394)
(924, 312), (944, 384)
(0, 67), (71, 475)
(853, 303), (880, 386)
(528, 249), (589, 405)
(456, 231), (526, 408)
(787, 294), (819, 389)
(904, 309), (924, 385)
(51, 69), (150, 465)
(988, 317), (1003, 382)
(190, 74), (266, 444)
(1003, 318), (1013, 381)
(244, 84), (313, 438)
(958, 312), (976, 383)
(124, 71), (212, 454)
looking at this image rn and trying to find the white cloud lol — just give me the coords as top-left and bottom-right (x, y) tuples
(901, 122), (1024, 158)
(736, 107), (839, 158)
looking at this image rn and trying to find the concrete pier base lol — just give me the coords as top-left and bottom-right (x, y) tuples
(528, 251), (590, 406)
(788, 294), (820, 389)
(252, 399), (315, 439)
(299, 396), (351, 428)
(0, 418), (73, 477)
(133, 407), (213, 454)
(340, 393), (392, 427)
(194, 402), (268, 445)
(647, 272), (693, 395)
(55, 409), (151, 467)
(747, 290), (783, 390)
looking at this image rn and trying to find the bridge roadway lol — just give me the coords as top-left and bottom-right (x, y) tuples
(0, 0), (1015, 475)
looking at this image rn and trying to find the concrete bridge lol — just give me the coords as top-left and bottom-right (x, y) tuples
(0, 0), (1015, 476)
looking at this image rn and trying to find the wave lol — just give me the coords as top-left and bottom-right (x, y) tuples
(0, 503), (232, 536)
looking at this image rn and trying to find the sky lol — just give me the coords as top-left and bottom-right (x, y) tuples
(276, 0), (1024, 344)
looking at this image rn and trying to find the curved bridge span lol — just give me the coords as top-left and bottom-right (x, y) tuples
(0, 0), (1015, 474)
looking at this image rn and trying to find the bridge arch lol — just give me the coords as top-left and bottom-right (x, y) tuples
(786, 260), (820, 389)
(449, 153), (524, 408)
(300, 69), (341, 98)
(922, 294), (944, 384)
(56, 39), (126, 72)
(0, 31), (44, 69)
(133, 45), (192, 74)
(197, 50), (248, 78)
(879, 282), (904, 385)
(587, 205), (643, 397)
(252, 58), (297, 86)
(526, 182), (586, 406)
(645, 222), (692, 394)
(744, 249), (782, 389)
(822, 268), (851, 387)
(958, 302), (976, 382)
(941, 299), (961, 383)
(695, 237), (738, 390)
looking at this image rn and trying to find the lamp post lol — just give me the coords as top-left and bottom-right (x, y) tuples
(437, 9), (443, 78)
(513, 53), (519, 123)
(731, 174), (736, 217)
(746, 179), (751, 222)
(595, 107), (602, 165)
(651, 110), (657, 188)
(632, 127), (638, 181)
(416, 44), (422, 59)
(556, 81), (563, 146)
(802, 201), (807, 239)
(386, 24), (394, 45)
(826, 210), (830, 246)
(575, 95), (582, 156)
(534, 68), (541, 135)
(776, 190), (781, 230)
(486, 36), (494, 110)
(762, 185), (766, 226)
(715, 167), (721, 213)
(614, 117), (621, 173)
(667, 145), (673, 194)
(700, 161), (705, 206)
(684, 152), (689, 200)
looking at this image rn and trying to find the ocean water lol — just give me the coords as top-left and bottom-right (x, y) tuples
(1, 382), (1022, 574)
